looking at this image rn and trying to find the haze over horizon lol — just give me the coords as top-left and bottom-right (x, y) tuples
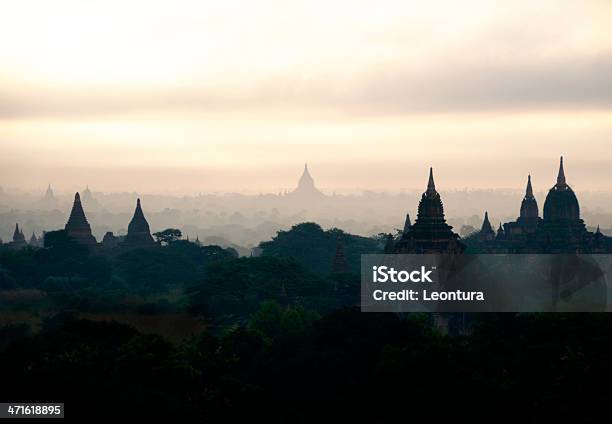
(2, 0), (612, 193)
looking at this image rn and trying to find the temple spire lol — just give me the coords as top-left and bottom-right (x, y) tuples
(481, 211), (493, 232)
(403, 214), (412, 234)
(45, 184), (54, 198)
(526, 175), (534, 198)
(13, 223), (21, 240)
(556, 156), (566, 187)
(426, 167), (436, 195)
(66, 193), (89, 227)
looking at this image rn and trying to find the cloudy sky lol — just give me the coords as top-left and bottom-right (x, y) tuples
(1, 0), (611, 194)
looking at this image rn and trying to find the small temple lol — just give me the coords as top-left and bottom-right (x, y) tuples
(402, 214), (412, 236)
(64, 192), (97, 245)
(124, 198), (155, 246)
(394, 168), (464, 254)
(476, 211), (496, 241)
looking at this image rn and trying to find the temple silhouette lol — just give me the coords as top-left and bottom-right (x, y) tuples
(470, 157), (612, 253)
(287, 163), (325, 199)
(65, 193), (97, 246)
(8, 223), (27, 250)
(394, 168), (465, 254)
(124, 198), (156, 246)
(390, 157), (612, 254)
(56, 194), (156, 249)
(3, 158), (611, 254)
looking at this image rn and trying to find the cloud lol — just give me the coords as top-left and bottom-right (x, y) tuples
(351, 53), (612, 114)
(1, 51), (612, 119)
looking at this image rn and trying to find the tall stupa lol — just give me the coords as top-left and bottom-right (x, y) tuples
(64, 192), (97, 245)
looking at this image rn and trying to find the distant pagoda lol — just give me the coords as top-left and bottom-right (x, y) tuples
(65, 192), (97, 245)
(9, 223), (27, 250)
(29, 232), (39, 247)
(44, 184), (55, 201)
(288, 163), (325, 199)
(395, 168), (464, 254)
(38, 184), (60, 209)
(124, 198), (155, 246)
(476, 211), (496, 241)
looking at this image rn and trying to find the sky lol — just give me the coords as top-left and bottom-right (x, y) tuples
(1, 0), (612, 194)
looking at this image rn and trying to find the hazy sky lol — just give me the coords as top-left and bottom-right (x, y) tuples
(1, 0), (612, 194)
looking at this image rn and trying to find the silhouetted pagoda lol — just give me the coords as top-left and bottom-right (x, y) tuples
(534, 157), (593, 252)
(403, 214), (412, 235)
(476, 211), (496, 241)
(476, 157), (612, 253)
(395, 168), (464, 254)
(65, 192), (97, 245)
(124, 198), (155, 246)
(9, 223), (27, 250)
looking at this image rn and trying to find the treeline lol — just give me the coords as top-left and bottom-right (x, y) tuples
(0, 223), (368, 322)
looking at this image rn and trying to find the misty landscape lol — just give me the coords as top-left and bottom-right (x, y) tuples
(2, 0), (612, 421)
(2, 164), (612, 252)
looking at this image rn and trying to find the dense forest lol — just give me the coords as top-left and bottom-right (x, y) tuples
(0, 222), (609, 420)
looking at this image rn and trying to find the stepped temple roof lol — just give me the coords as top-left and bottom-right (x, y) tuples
(65, 192), (97, 245)
(395, 168), (464, 254)
(125, 198), (155, 245)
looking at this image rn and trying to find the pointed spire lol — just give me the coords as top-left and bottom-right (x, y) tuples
(13, 223), (20, 240)
(403, 213), (412, 234)
(426, 168), (437, 195)
(66, 192), (89, 227)
(525, 175), (534, 199)
(596, 225), (602, 234)
(496, 222), (505, 240)
(481, 211), (493, 231)
(556, 156), (566, 187)
(126, 198), (154, 245)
